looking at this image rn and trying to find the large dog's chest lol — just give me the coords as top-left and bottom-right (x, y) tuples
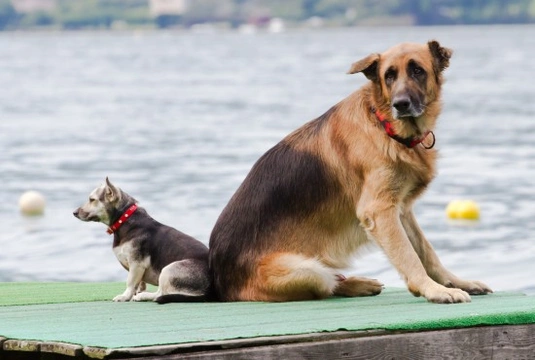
(392, 151), (436, 200)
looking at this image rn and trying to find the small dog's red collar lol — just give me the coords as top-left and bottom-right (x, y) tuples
(374, 109), (435, 149)
(107, 204), (138, 235)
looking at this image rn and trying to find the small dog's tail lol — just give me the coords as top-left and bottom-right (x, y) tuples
(155, 294), (207, 304)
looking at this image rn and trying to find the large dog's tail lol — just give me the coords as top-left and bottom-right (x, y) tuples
(155, 293), (207, 304)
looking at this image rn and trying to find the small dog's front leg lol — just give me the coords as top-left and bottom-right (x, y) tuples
(114, 264), (146, 302)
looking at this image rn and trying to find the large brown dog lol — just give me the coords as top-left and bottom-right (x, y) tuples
(209, 41), (492, 304)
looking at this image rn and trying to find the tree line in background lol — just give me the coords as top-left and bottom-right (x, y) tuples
(1, 0), (534, 30)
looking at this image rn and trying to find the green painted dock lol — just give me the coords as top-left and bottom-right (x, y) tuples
(0, 283), (534, 359)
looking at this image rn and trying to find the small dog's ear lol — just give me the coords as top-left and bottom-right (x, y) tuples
(347, 53), (380, 82)
(105, 177), (120, 202)
(428, 40), (452, 73)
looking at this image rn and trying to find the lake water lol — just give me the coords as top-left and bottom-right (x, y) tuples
(1, 26), (534, 295)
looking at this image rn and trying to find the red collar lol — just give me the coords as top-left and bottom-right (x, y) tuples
(374, 109), (435, 149)
(107, 204), (138, 235)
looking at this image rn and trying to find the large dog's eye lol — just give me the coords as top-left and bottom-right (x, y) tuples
(384, 68), (397, 85)
(409, 61), (426, 79)
(413, 66), (425, 76)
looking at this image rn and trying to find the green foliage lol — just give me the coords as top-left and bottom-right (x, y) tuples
(52, 0), (150, 29)
(394, 0), (535, 25)
(0, 0), (19, 30)
(1, 0), (534, 30)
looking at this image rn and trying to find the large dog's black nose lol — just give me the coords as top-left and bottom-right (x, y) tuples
(393, 97), (411, 113)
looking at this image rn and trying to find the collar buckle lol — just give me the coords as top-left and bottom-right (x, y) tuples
(373, 108), (435, 149)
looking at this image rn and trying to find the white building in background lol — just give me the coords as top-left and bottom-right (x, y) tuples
(149, 0), (188, 17)
(10, 0), (56, 13)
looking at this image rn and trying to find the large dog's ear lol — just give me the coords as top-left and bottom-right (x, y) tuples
(105, 177), (120, 202)
(428, 40), (452, 73)
(347, 53), (380, 82)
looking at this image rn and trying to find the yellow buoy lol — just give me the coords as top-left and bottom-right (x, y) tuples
(19, 191), (46, 216)
(446, 199), (480, 220)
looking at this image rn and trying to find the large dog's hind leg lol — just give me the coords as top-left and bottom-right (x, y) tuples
(243, 253), (338, 301)
(333, 275), (383, 297)
(401, 209), (492, 295)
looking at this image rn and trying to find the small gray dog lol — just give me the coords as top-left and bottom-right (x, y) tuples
(73, 178), (211, 303)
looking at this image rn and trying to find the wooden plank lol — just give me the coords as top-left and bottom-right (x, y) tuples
(82, 346), (110, 359)
(128, 324), (535, 360)
(40, 341), (83, 357)
(2, 339), (41, 353)
(2, 325), (535, 359)
(86, 330), (384, 359)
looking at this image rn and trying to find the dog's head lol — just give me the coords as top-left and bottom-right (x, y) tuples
(73, 177), (128, 226)
(348, 40), (452, 123)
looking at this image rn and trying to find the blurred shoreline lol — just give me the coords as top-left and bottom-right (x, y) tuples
(2, 0), (535, 32)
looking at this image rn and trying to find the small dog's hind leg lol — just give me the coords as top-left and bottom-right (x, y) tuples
(136, 281), (146, 294)
(133, 260), (208, 301)
(133, 289), (162, 302)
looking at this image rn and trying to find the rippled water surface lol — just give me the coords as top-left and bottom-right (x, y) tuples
(1, 26), (534, 295)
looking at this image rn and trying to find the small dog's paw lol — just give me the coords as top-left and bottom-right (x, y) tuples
(113, 294), (132, 302)
(133, 291), (159, 302)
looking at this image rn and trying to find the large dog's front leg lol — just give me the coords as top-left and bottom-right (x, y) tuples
(114, 263), (146, 302)
(401, 209), (492, 295)
(358, 203), (471, 303)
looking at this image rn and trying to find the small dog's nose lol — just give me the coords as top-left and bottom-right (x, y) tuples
(73, 210), (79, 217)
(393, 97), (411, 113)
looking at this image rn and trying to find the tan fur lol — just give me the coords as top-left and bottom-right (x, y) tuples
(210, 41), (491, 303)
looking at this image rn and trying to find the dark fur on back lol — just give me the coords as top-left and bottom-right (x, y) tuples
(112, 204), (208, 272)
(209, 112), (342, 301)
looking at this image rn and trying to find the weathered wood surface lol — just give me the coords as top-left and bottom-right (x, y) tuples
(84, 330), (385, 359)
(40, 342), (83, 357)
(2, 339), (41, 353)
(130, 324), (535, 360)
(5, 325), (530, 359)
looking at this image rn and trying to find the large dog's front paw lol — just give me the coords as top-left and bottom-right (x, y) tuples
(445, 279), (493, 295)
(422, 283), (471, 304)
